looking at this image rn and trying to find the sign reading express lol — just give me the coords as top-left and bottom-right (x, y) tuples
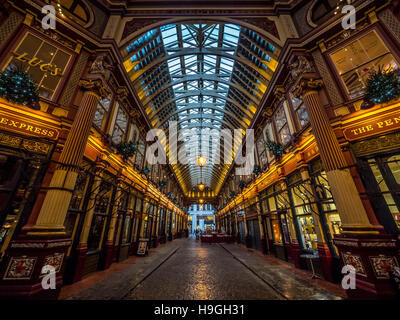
(343, 111), (400, 141)
(0, 113), (59, 140)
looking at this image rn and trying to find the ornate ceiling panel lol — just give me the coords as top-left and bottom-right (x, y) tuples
(122, 22), (280, 196)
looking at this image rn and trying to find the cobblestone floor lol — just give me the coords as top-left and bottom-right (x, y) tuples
(63, 237), (345, 300)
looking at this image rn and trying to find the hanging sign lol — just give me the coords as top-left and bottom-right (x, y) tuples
(136, 238), (149, 256)
(343, 108), (400, 141)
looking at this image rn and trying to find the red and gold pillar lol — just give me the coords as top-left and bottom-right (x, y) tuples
(298, 78), (398, 298)
(0, 78), (107, 298)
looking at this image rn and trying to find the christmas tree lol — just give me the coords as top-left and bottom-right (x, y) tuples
(364, 67), (400, 105)
(0, 66), (39, 108)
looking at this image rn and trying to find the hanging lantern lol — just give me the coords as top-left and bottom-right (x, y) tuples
(197, 155), (207, 167)
(198, 183), (205, 191)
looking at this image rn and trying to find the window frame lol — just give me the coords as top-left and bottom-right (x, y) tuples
(0, 28), (75, 103)
(112, 102), (130, 145)
(325, 25), (400, 104)
(273, 103), (291, 146)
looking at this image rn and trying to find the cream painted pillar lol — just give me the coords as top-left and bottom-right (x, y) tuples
(30, 81), (104, 234)
(298, 79), (374, 233)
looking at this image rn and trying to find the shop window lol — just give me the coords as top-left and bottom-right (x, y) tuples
(64, 166), (90, 238)
(256, 135), (268, 169)
(310, 159), (341, 254)
(289, 92), (309, 129)
(367, 156), (400, 230)
(93, 97), (111, 129)
(112, 104), (129, 144)
(274, 106), (291, 145)
(297, 216), (318, 251)
(5, 32), (72, 100)
(330, 30), (399, 99)
(52, 0), (90, 26)
(135, 139), (145, 169)
(87, 177), (113, 251)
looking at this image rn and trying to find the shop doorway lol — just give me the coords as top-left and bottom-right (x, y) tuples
(270, 211), (290, 261)
(238, 220), (245, 245)
(0, 146), (50, 261)
(247, 219), (261, 251)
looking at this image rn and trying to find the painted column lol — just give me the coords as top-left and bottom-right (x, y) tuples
(0, 78), (107, 298)
(30, 81), (104, 233)
(297, 79), (374, 232)
(297, 78), (398, 297)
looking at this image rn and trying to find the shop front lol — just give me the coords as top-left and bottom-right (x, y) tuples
(261, 183), (291, 261)
(245, 200), (261, 251)
(0, 103), (59, 261)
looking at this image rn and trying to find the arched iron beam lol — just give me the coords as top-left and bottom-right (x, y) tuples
(141, 74), (262, 107)
(127, 48), (272, 84)
(148, 92), (255, 120)
(154, 108), (248, 130)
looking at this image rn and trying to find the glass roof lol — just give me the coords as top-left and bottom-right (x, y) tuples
(123, 23), (279, 195)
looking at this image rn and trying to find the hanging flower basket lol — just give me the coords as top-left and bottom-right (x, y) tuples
(0, 66), (39, 109)
(362, 67), (400, 109)
(266, 141), (284, 157)
(116, 141), (137, 159)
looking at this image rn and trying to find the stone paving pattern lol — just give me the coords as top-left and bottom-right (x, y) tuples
(220, 243), (344, 300)
(64, 238), (345, 300)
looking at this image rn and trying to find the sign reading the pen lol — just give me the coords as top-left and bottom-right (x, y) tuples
(0, 112), (60, 140)
(344, 110), (400, 141)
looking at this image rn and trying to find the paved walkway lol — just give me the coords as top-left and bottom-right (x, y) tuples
(61, 238), (345, 300)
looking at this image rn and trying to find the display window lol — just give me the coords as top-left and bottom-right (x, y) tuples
(87, 174), (114, 251)
(289, 92), (309, 129)
(64, 161), (91, 245)
(93, 96), (112, 130)
(297, 215), (318, 251)
(330, 30), (399, 99)
(3, 32), (73, 100)
(365, 155), (400, 232)
(256, 136), (268, 169)
(0, 146), (51, 257)
(288, 171), (318, 251)
(274, 105), (291, 145)
(112, 103), (129, 144)
(135, 138), (145, 169)
(310, 158), (341, 255)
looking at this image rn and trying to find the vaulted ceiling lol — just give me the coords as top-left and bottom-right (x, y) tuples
(122, 22), (280, 196)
